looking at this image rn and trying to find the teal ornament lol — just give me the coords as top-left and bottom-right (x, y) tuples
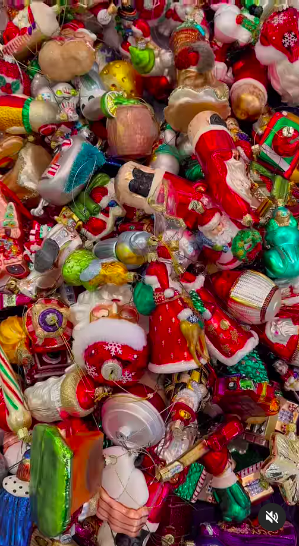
(263, 207), (299, 279)
(64, 143), (106, 194)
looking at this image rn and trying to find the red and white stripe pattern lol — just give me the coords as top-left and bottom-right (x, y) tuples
(237, 461), (263, 479)
(0, 345), (32, 436)
(191, 468), (208, 503)
(3, 34), (32, 57)
(46, 162), (60, 178)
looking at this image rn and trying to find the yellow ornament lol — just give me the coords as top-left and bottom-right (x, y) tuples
(100, 61), (143, 99)
(0, 316), (27, 364)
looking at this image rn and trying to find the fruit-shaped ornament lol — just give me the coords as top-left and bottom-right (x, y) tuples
(100, 60), (143, 98)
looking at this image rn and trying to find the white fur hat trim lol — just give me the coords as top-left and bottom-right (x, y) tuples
(73, 317), (147, 367)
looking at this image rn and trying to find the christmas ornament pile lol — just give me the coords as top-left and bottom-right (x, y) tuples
(2, 1), (299, 546)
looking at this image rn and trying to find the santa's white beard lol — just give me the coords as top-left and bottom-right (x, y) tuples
(269, 58), (299, 105)
(202, 216), (238, 246)
(224, 156), (253, 204)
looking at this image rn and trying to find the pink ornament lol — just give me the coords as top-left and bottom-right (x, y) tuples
(107, 104), (159, 159)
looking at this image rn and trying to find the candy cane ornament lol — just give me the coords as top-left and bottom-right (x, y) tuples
(0, 345), (32, 439)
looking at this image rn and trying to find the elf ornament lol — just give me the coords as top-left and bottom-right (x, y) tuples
(255, 7), (299, 105)
(188, 111), (261, 225)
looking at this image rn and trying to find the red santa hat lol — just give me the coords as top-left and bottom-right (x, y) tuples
(230, 49), (268, 102)
(72, 317), (147, 368)
(132, 18), (151, 41)
(197, 207), (222, 233)
(61, 20), (85, 32)
(255, 7), (299, 64)
(144, 261), (175, 299)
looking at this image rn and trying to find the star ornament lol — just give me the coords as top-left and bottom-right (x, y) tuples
(261, 432), (299, 505)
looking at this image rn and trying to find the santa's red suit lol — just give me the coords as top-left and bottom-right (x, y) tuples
(188, 111), (259, 225)
(196, 286), (259, 366)
(197, 207), (242, 270)
(144, 261), (208, 374)
(114, 161), (214, 232)
(256, 309), (299, 366)
(143, 261), (258, 370)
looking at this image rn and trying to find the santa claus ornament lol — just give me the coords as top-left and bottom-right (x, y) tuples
(230, 49), (268, 122)
(72, 300), (148, 386)
(134, 261), (210, 373)
(188, 111), (261, 226)
(197, 207), (261, 269)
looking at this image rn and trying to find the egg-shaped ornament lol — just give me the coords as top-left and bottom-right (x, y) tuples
(100, 60), (143, 98)
(107, 102), (159, 159)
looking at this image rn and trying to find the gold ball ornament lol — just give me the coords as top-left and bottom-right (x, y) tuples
(100, 61), (143, 99)
(231, 83), (267, 122)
